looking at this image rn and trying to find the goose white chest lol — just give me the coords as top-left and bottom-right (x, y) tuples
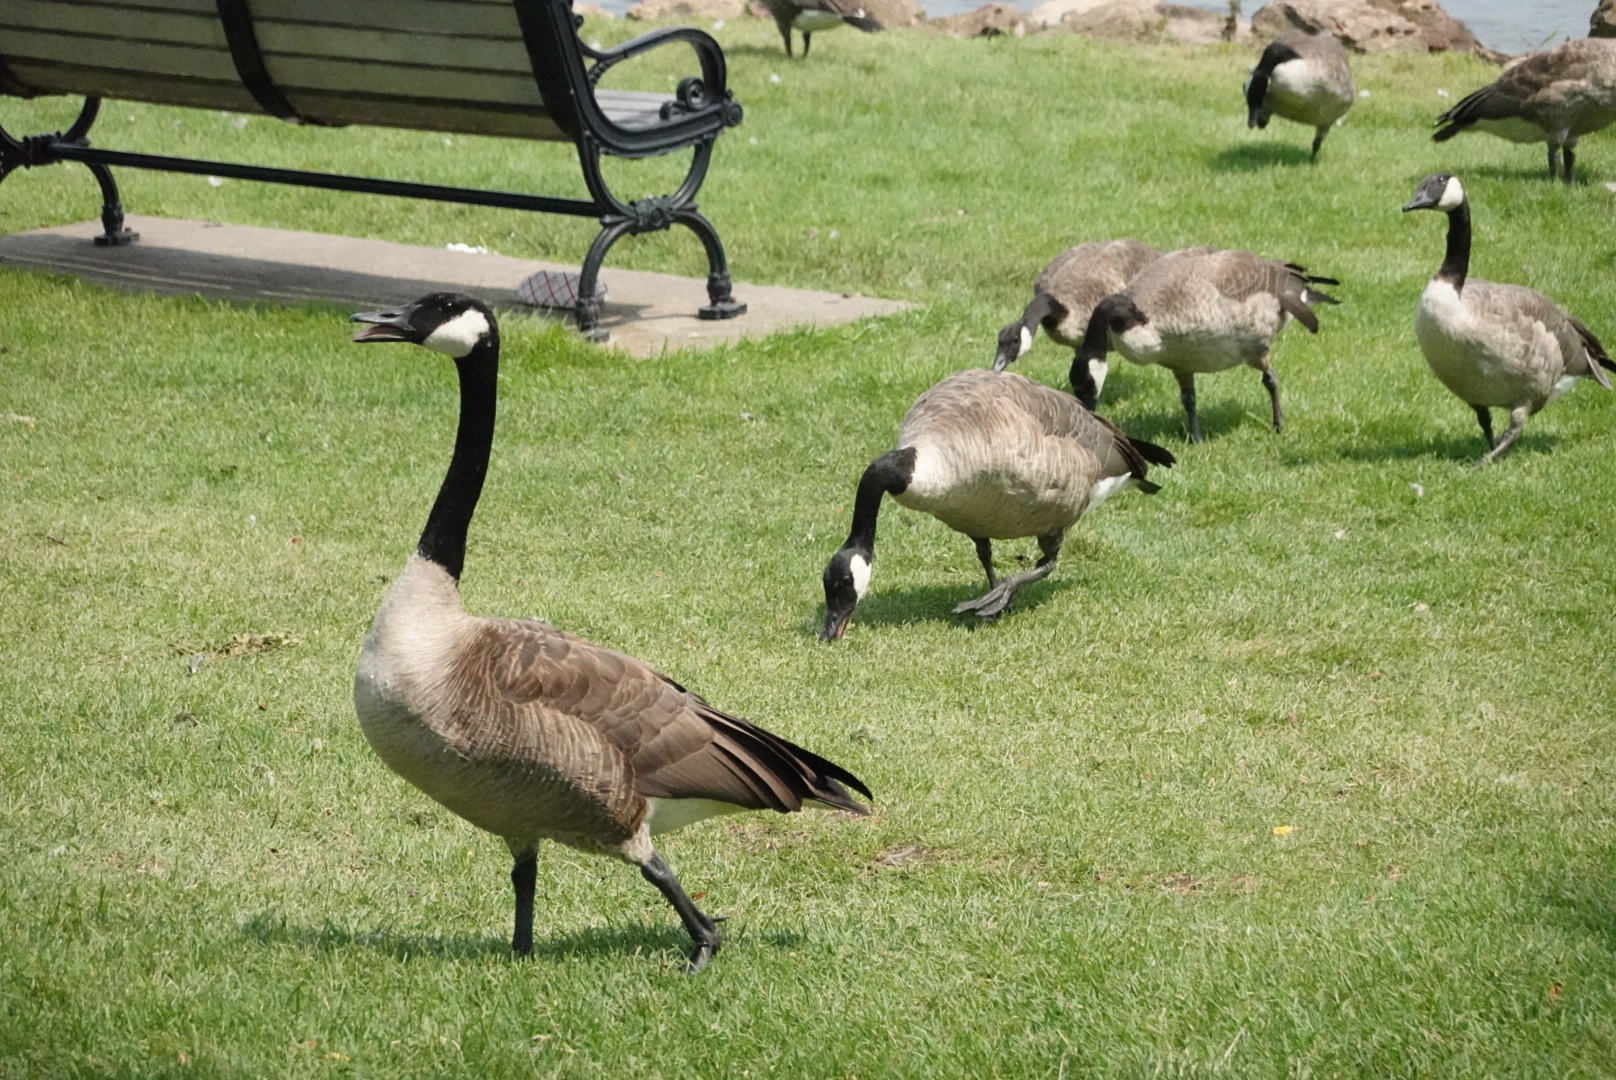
(1415, 279), (1563, 408)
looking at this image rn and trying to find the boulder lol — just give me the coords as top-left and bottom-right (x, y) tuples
(575, 2), (615, 16)
(1025, 0), (1111, 32)
(1367, 0), (1505, 62)
(1161, 3), (1248, 44)
(1251, 0), (1420, 52)
(862, 0), (927, 28)
(1061, 0), (1168, 43)
(1593, 0), (1616, 38)
(935, 2), (1026, 37)
(627, 0), (746, 19)
(1251, 0), (1500, 60)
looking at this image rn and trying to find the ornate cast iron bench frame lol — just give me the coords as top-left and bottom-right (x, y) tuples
(0, 0), (746, 340)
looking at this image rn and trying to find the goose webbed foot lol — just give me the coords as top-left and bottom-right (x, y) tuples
(510, 846), (538, 956)
(640, 852), (722, 973)
(1477, 407), (1528, 466)
(953, 543), (1059, 619)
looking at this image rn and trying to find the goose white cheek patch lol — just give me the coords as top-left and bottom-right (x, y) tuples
(422, 309), (491, 357)
(1437, 176), (1465, 210)
(1019, 325), (1033, 359)
(850, 553), (872, 599)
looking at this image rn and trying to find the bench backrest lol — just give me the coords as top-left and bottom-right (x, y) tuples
(0, 0), (583, 140)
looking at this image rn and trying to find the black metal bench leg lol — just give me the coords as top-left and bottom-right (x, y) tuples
(674, 208), (745, 321)
(575, 218), (633, 343)
(85, 161), (137, 246)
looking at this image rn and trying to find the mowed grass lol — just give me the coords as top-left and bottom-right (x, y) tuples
(3, 20), (1616, 1078)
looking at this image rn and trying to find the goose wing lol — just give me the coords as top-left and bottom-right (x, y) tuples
(1200, 250), (1337, 333)
(1436, 39), (1616, 137)
(975, 372), (1176, 485)
(1035, 239), (1162, 315)
(480, 620), (871, 815)
(1462, 282), (1614, 389)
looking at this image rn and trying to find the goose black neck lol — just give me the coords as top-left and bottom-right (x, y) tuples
(842, 447), (914, 555)
(1077, 302), (1111, 365)
(1439, 201), (1470, 290)
(418, 339), (498, 580)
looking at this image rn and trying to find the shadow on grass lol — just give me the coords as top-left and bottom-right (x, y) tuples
(1207, 142), (1311, 173)
(1284, 428), (1555, 466)
(818, 573), (1072, 636)
(1102, 399), (1250, 446)
(241, 911), (801, 965)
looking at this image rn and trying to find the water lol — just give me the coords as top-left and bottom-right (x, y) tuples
(602, 0), (1593, 54)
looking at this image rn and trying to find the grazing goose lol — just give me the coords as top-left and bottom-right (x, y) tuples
(1048, 248), (1339, 443)
(820, 368), (1173, 639)
(347, 293), (871, 972)
(1433, 37), (1616, 183)
(1402, 174), (1613, 463)
(1244, 29), (1355, 162)
(758, 0), (881, 57)
(993, 239), (1164, 407)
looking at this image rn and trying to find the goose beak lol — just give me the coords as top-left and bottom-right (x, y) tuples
(1401, 192), (1437, 212)
(350, 304), (421, 343)
(820, 609), (851, 642)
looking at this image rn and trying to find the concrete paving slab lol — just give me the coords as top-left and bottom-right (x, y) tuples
(0, 215), (914, 357)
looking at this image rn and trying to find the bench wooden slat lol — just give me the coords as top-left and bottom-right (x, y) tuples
(281, 89), (568, 139)
(2, 0), (228, 48)
(254, 0), (525, 38)
(0, 27), (238, 81)
(256, 23), (533, 74)
(271, 55), (540, 106)
(4, 60), (259, 111)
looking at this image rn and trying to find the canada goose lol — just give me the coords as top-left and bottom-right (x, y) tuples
(820, 368), (1173, 639)
(758, 0), (881, 57)
(347, 293), (871, 972)
(1402, 174), (1613, 463)
(1433, 37), (1616, 183)
(1049, 248), (1339, 443)
(1244, 29), (1355, 162)
(993, 239), (1163, 408)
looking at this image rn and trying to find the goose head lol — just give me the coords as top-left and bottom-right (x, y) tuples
(1403, 173), (1465, 214)
(992, 320), (1036, 373)
(1072, 294), (1147, 409)
(820, 545), (872, 641)
(351, 293), (499, 359)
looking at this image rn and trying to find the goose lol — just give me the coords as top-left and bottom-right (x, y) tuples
(1402, 174), (1613, 463)
(757, 0), (881, 57)
(1031, 248), (1340, 443)
(347, 293), (871, 972)
(1244, 29), (1355, 163)
(993, 239), (1163, 408)
(1433, 36), (1616, 183)
(820, 368), (1174, 639)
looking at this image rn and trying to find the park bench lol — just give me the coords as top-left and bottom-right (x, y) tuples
(0, 0), (747, 339)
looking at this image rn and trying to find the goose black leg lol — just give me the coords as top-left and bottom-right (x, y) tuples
(1175, 370), (1202, 444)
(1562, 145), (1575, 186)
(954, 531), (1063, 619)
(1310, 128), (1325, 164)
(510, 846), (538, 956)
(640, 852), (721, 973)
(1472, 405), (1494, 449)
(971, 536), (997, 589)
(1258, 356), (1283, 433)
(802, 32), (812, 57)
(1479, 405), (1529, 465)
(1548, 145), (1561, 183)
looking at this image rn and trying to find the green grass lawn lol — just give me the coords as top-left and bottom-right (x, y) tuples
(4, 19), (1616, 1078)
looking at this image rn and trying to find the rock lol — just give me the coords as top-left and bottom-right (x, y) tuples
(1251, 0), (1501, 61)
(1026, 0), (1110, 32)
(1593, 0), (1616, 38)
(575, 2), (614, 16)
(862, 0), (927, 28)
(1161, 3), (1247, 44)
(1251, 0), (1420, 52)
(1368, 0), (1506, 62)
(935, 2), (1026, 37)
(1061, 0), (1168, 43)
(627, 0), (746, 19)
